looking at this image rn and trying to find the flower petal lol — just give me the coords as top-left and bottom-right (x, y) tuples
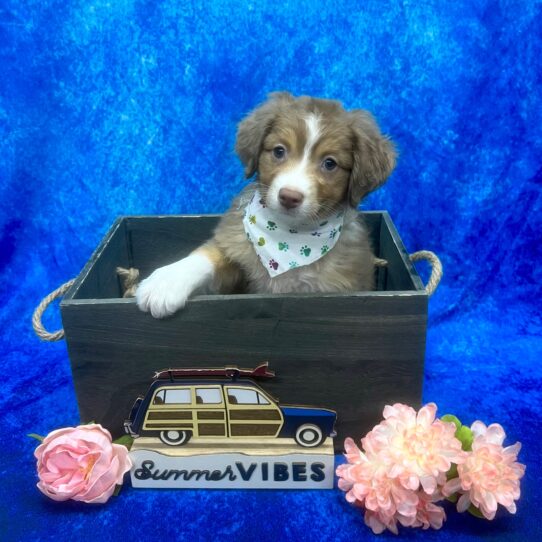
(484, 423), (506, 446)
(417, 403), (437, 427)
(442, 477), (462, 496)
(419, 475), (437, 495)
(470, 420), (487, 439)
(457, 493), (471, 513)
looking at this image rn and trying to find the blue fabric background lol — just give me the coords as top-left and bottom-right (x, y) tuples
(1, 0), (541, 540)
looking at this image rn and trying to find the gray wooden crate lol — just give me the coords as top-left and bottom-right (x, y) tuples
(60, 212), (427, 452)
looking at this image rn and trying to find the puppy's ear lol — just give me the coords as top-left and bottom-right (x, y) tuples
(348, 110), (397, 207)
(235, 91), (294, 178)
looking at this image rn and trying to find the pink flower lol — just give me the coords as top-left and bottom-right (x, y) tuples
(443, 421), (526, 520)
(34, 424), (132, 504)
(336, 437), (446, 534)
(362, 403), (466, 494)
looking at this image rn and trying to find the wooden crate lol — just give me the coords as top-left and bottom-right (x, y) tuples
(60, 212), (427, 451)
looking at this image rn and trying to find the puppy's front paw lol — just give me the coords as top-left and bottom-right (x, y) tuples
(136, 254), (214, 318)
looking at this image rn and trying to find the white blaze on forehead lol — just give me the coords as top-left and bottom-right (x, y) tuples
(304, 114), (321, 157)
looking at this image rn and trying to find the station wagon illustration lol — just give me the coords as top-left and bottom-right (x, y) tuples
(124, 363), (337, 448)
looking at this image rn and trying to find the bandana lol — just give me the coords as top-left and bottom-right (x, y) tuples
(242, 189), (345, 277)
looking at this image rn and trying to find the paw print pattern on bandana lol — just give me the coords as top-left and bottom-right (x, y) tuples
(243, 188), (346, 277)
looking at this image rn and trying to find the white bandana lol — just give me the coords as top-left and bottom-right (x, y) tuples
(242, 190), (345, 277)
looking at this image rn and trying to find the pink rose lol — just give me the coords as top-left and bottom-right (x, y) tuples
(34, 424), (132, 504)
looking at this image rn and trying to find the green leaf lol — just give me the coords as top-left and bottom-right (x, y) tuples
(456, 425), (474, 451)
(446, 493), (458, 503)
(446, 463), (458, 480)
(113, 484), (123, 497)
(467, 504), (485, 519)
(27, 433), (45, 442)
(113, 435), (134, 450)
(441, 414), (462, 430)
(441, 414), (473, 451)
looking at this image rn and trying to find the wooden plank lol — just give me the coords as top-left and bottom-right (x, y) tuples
(362, 211), (382, 258)
(62, 218), (127, 301)
(379, 212), (425, 292)
(66, 219), (131, 300)
(125, 215), (221, 277)
(63, 290), (427, 322)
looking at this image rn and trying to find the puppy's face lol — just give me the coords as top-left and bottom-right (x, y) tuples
(236, 92), (396, 222)
(258, 113), (354, 220)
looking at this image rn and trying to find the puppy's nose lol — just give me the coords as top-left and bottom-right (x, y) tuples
(279, 188), (304, 209)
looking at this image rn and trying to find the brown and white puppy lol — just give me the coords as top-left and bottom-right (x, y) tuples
(136, 92), (396, 318)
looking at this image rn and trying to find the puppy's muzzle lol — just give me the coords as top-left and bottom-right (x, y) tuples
(279, 188), (304, 210)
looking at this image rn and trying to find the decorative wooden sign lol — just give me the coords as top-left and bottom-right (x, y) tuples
(130, 438), (335, 489)
(126, 363), (336, 489)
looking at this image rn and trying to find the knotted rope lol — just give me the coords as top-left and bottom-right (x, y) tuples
(32, 253), (442, 341)
(31, 279), (76, 342)
(116, 266), (140, 298)
(31, 266), (140, 342)
(374, 250), (442, 297)
(409, 250), (443, 297)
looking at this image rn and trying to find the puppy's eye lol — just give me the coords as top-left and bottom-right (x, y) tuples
(273, 145), (286, 160)
(322, 158), (337, 171)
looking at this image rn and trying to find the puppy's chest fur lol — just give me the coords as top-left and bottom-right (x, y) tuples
(213, 187), (375, 294)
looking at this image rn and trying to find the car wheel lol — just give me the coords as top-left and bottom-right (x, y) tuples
(295, 424), (324, 447)
(159, 430), (191, 446)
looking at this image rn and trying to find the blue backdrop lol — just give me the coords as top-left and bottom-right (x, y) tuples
(1, 1), (541, 540)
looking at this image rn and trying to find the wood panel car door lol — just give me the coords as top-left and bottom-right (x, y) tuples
(225, 386), (283, 437)
(193, 386), (227, 437)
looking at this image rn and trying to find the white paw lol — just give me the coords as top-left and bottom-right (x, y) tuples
(135, 253), (214, 318)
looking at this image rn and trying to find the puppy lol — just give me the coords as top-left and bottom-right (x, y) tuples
(136, 92), (396, 318)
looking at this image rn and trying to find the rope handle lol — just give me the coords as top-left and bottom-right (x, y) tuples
(409, 250), (442, 296)
(32, 268), (139, 342)
(32, 279), (76, 342)
(374, 250), (442, 296)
